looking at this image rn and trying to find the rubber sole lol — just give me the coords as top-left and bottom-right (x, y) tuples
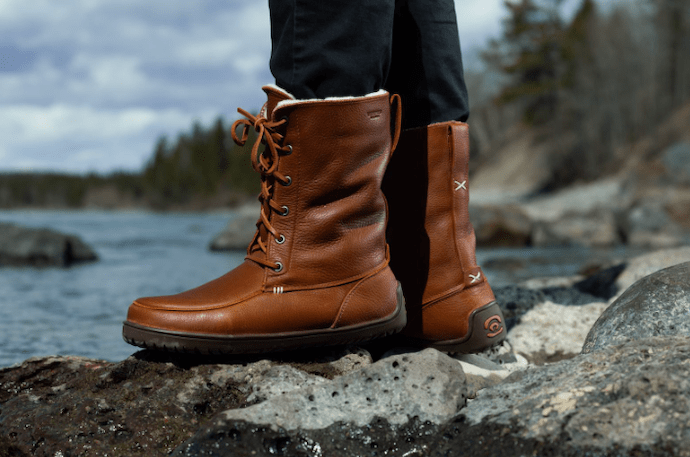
(122, 283), (407, 354)
(405, 301), (507, 354)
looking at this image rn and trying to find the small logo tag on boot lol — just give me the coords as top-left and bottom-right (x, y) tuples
(484, 315), (504, 338)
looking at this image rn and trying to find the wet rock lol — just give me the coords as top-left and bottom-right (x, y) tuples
(531, 208), (622, 247)
(208, 206), (258, 251)
(582, 261), (690, 354)
(172, 416), (439, 457)
(470, 204), (533, 247)
(0, 222), (97, 267)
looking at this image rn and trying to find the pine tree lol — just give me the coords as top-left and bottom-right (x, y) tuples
(485, 0), (566, 125)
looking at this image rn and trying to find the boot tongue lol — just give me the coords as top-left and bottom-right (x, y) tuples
(261, 85), (294, 119)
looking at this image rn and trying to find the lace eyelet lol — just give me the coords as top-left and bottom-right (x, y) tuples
(280, 176), (292, 186)
(283, 144), (293, 155)
(275, 234), (286, 244)
(273, 262), (284, 272)
(279, 205), (289, 216)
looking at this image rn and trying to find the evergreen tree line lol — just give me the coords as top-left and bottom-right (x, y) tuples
(141, 117), (259, 206)
(470, 0), (690, 190)
(0, 117), (260, 209)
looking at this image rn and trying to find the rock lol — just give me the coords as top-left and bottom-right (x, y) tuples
(173, 349), (466, 456)
(574, 262), (627, 300)
(614, 246), (690, 296)
(459, 336), (690, 457)
(531, 208), (622, 247)
(208, 205), (259, 251)
(662, 141), (690, 185)
(493, 285), (547, 331)
(470, 204), (533, 247)
(582, 261), (690, 354)
(509, 300), (608, 363)
(173, 337), (690, 457)
(453, 352), (529, 398)
(493, 284), (600, 332)
(207, 349), (466, 432)
(520, 178), (631, 222)
(0, 347), (373, 457)
(571, 247), (690, 301)
(0, 222), (97, 267)
(620, 201), (688, 248)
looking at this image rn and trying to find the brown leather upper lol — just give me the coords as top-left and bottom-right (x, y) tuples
(126, 87), (402, 337)
(383, 121), (496, 341)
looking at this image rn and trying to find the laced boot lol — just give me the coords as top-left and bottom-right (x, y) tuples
(122, 86), (406, 354)
(382, 121), (506, 353)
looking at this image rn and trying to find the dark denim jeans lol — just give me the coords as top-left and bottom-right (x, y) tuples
(268, 0), (469, 129)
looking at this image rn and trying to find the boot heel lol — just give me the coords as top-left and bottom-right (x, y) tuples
(429, 301), (506, 354)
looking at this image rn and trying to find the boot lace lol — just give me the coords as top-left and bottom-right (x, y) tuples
(231, 107), (292, 271)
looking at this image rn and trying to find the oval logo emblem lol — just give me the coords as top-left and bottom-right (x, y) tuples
(484, 315), (504, 338)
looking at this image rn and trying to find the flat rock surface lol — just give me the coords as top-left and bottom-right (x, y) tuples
(218, 348), (466, 431)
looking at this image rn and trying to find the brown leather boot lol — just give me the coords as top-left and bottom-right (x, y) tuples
(123, 86), (406, 354)
(382, 121), (506, 353)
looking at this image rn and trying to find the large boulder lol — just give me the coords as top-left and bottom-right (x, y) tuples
(0, 223), (97, 267)
(458, 336), (690, 457)
(208, 206), (258, 251)
(582, 261), (690, 354)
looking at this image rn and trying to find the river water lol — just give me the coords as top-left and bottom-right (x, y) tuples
(0, 210), (629, 367)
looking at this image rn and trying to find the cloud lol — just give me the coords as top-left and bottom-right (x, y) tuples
(0, 104), (217, 173)
(1, 0), (272, 174)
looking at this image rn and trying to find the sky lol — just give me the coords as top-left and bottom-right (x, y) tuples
(0, 0), (587, 175)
